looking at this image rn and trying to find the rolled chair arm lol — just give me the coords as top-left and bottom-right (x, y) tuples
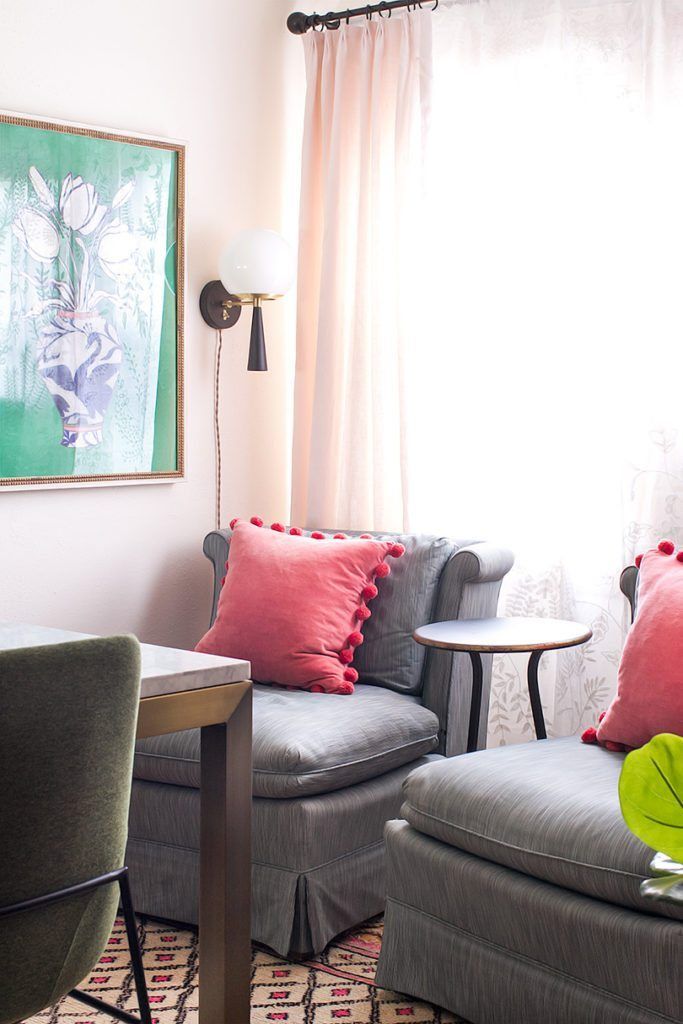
(203, 529), (233, 626)
(203, 528), (231, 556)
(451, 542), (515, 585)
(620, 564), (638, 624)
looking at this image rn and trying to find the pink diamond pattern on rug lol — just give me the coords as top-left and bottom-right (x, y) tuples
(26, 915), (465, 1024)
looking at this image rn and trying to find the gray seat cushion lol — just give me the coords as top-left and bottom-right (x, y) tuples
(335, 532), (458, 694)
(135, 683), (440, 798)
(401, 736), (683, 919)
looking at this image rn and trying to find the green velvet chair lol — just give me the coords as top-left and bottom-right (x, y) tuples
(0, 636), (151, 1024)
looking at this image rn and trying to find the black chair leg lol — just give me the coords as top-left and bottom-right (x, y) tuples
(68, 870), (152, 1024)
(69, 987), (144, 1024)
(119, 873), (153, 1024)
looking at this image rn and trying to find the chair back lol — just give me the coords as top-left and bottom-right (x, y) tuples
(0, 635), (141, 1024)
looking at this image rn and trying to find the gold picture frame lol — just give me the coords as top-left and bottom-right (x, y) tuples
(0, 111), (185, 488)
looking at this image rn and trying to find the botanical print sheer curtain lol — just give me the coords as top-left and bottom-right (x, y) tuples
(292, 0), (683, 745)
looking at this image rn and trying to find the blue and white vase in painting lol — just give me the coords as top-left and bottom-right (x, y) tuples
(37, 311), (122, 448)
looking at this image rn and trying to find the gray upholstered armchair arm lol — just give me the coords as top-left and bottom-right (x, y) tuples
(421, 541), (514, 756)
(203, 528), (232, 625)
(450, 542), (515, 585)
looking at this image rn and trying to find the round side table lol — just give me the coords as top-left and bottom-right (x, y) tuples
(413, 616), (593, 751)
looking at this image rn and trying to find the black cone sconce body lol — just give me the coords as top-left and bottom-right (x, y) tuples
(248, 305), (268, 371)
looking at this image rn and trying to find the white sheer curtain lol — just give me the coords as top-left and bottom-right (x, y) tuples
(409, 0), (683, 743)
(292, 0), (683, 744)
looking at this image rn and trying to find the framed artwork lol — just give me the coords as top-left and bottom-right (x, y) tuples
(0, 112), (184, 488)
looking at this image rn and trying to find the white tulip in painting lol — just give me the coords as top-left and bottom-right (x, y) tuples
(59, 173), (107, 235)
(98, 222), (135, 278)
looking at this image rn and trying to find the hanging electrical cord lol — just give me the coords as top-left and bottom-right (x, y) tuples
(214, 329), (223, 530)
(288, 0), (438, 34)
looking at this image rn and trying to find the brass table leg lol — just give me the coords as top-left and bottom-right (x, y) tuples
(199, 685), (252, 1024)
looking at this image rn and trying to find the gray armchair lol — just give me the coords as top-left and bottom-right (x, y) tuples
(375, 563), (683, 1024)
(127, 528), (513, 956)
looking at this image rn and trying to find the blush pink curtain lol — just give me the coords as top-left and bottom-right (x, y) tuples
(291, 13), (432, 531)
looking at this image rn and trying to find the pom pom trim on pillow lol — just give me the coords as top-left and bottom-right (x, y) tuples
(220, 518), (405, 692)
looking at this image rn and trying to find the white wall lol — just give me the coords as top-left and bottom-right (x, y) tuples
(0, 0), (297, 648)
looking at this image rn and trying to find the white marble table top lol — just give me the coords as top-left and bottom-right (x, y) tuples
(413, 616), (592, 653)
(0, 621), (251, 699)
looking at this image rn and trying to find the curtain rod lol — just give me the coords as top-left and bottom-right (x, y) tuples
(287, 0), (439, 34)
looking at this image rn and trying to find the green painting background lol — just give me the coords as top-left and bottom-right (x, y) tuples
(0, 121), (179, 481)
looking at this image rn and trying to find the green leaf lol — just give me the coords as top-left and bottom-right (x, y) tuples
(619, 733), (683, 862)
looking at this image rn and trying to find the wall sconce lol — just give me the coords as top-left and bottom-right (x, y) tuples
(202, 228), (294, 530)
(199, 228), (294, 371)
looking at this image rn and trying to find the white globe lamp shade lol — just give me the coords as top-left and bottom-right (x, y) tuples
(219, 228), (294, 297)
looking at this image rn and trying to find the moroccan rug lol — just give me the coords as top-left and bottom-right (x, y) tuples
(28, 916), (464, 1024)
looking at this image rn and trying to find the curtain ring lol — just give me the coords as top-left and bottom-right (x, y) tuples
(378, 1), (391, 17)
(432, 0), (439, 9)
(365, 5), (373, 19)
(326, 12), (341, 29)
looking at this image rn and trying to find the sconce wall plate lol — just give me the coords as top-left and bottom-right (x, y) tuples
(199, 280), (242, 331)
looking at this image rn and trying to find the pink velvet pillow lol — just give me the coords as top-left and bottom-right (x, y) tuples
(591, 541), (683, 749)
(195, 518), (405, 694)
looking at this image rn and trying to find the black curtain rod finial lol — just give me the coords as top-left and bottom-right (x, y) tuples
(287, 12), (310, 34)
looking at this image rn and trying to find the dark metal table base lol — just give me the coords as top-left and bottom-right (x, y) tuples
(466, 652), (484, 752)
(526, 650), (547, 740)
(466, 649), (547, 752)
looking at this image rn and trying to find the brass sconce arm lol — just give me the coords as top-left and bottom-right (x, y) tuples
(221, 293), (283, 319)
(199, 283), (284, 326)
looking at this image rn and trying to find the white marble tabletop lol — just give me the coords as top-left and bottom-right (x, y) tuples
(0, 621), (251, 699)
(413, 616), (592, 653)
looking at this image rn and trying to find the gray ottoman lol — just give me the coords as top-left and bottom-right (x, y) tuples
(375, 738), (683, 1024)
